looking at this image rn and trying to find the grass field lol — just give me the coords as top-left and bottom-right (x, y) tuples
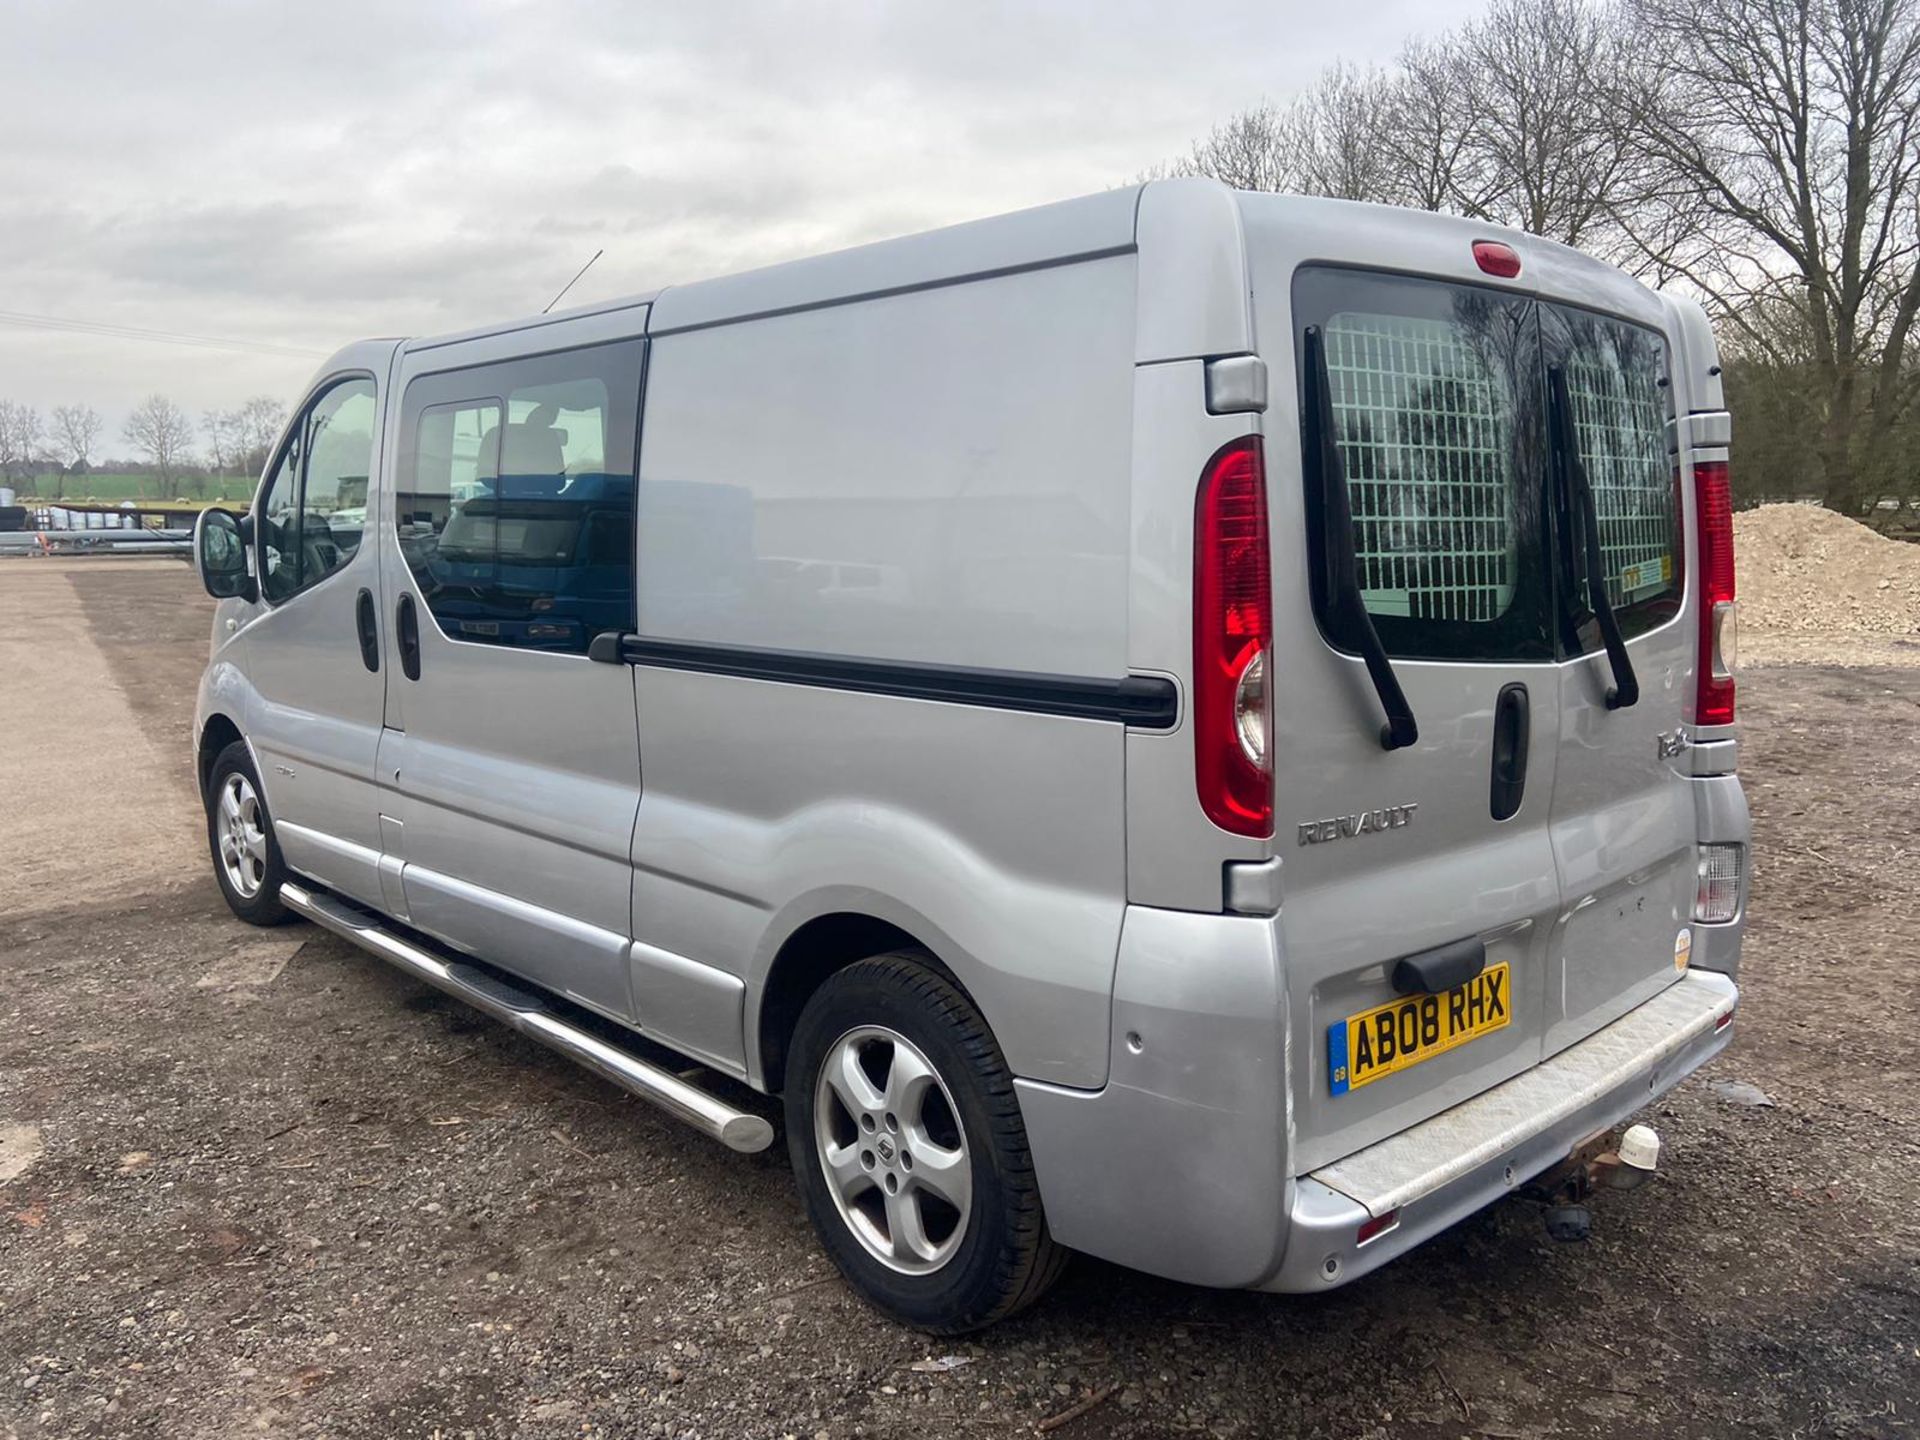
(10, 471), (257, 505)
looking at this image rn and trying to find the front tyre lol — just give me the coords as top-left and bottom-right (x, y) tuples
(784, 953), (1066, 1332)
(204, 740), (291, 926)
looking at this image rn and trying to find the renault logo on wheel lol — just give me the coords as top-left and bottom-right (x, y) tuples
(876, 1136), (897, 1163)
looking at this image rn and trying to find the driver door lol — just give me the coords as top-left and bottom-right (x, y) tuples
(242, 364), (393, 908)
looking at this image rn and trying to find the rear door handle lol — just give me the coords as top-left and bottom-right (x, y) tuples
(1489, 682), (1530, 821)
(396, 593), (421, 681)
(355, 588), (380, 672)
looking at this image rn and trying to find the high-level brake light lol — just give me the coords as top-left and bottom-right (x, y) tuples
(1472, 240), (1522, 278)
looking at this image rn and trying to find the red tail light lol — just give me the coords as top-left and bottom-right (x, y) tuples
(1194, 437), (1273, 837)
(1692, 458), (1736, 726)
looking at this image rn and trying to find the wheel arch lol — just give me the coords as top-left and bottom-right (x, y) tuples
(196, 711), (246, 802)
(752, 897), (984, 1095)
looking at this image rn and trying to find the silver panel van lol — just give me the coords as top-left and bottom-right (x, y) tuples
(191, 179), (1748, 1332)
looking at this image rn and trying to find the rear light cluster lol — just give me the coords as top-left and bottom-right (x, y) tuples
(1193, 437), (1273, 837)
(1692, 458), (1737, 726)
(1693, 843), (1742, 923)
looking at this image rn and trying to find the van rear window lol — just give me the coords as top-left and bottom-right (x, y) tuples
(1295, 267), (1553, 663)
(1551, 307), (1682, 641)
(1295, 267), (1682, 665)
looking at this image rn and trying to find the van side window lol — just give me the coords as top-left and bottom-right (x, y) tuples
(1296, 267), (1553, 663)
(1553, 308), (1682, 642)
(395, 340), (643, 654)
(257, 376), (377, 605)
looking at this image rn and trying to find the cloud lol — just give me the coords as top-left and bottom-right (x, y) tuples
(0, 0), (1478, 444)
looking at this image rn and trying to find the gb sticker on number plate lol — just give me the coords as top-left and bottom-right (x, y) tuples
(1328, 962), (1512, 1096)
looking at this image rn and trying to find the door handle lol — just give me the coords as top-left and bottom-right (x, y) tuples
(354, 588), (380, 672)
(396, 593), (421, 682)
(1489, 682), (1530, 822)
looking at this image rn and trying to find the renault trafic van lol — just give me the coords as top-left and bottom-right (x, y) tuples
(191, 179), (1747, 1333)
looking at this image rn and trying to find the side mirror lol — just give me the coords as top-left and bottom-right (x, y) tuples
(194, 507), (256, 602)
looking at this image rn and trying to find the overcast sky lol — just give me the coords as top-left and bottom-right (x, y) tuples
(2, 0), (1480, 452)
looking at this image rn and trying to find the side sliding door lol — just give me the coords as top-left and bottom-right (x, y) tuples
(376, 327), (647, 1022)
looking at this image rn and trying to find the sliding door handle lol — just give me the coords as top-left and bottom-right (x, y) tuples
(354, 588), (380, 672)
(396, 592), (421, 681)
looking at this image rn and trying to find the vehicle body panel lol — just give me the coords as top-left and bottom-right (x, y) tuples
(191, 179), (1748, 1298)
(374, 317), (649, 1021)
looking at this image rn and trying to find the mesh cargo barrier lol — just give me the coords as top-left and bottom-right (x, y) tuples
(1325, 313), (1519, 623)
(1567, 346), (1674, 605)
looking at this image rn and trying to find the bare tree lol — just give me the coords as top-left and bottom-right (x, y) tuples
(1171, 103), (1290, 191)
(1278, 63), (1406, 204)
(1384, 36), (1496, 215)
(1626, 0), (1920, 512)
(122, 394), (195, 498)
(232, 395), (289, 479)
(1174, 66), (1409, 203)
(1166, 4), (1644, 241)
(0, 400), (47, 489)
(1452, 0), (1649, 252)
(201, 408), (238, 479)
(1159, 0), (1920, 512)
(51, 403), (102, 475)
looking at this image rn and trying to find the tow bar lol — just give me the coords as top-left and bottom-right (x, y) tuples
(1525, 1124), (1662, 1242)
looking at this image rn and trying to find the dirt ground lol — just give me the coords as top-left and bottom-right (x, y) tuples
(0, 558), (1915, 1440)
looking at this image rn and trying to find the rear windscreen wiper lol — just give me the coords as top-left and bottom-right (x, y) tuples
(1548, 366), (1638, 710)
(1305, 325), (1419, 751)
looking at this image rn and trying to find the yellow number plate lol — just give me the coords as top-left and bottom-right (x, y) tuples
(1328, 962), (1511, 1096)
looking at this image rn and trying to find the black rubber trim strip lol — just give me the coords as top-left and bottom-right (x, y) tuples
(589, 632), (1178, 728)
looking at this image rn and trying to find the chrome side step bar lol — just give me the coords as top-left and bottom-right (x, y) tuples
(279, 880), (775, 1154)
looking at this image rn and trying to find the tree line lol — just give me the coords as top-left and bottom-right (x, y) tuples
(0, 393), (288, 499)
(1164, 0), (1920, 522)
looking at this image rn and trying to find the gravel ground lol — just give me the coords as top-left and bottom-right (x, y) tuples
(1, 558), (1916, 1440)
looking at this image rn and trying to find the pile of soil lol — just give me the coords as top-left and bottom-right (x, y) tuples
(1735, 503), (1920, 643)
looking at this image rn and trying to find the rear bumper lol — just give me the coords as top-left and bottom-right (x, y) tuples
(1015, 905), (1737, 1292)
(1257, 968), (1736, 1291)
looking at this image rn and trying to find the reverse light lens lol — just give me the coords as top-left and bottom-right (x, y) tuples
(1234, 648), (1270, 768)
(1711, 600), (1737, 677)
(1194, 437), (1274, 838)
(1694, 843), (1742, 923)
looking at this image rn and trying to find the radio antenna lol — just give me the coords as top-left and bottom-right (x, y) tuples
(543, 249), (605, 314)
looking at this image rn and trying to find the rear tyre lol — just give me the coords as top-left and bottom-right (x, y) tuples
(205, 740), (291, 927)
(784, 952), (1066, 1332)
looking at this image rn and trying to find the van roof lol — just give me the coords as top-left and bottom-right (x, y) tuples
(368, 181), (1677, 365)
(397, 183), (1149, 357)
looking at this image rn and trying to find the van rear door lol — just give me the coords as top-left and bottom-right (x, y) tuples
(1537, 296), (1696, 1053)
(1250, 214), (1704, 1174)
(1275, 265), (1568, 1171)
